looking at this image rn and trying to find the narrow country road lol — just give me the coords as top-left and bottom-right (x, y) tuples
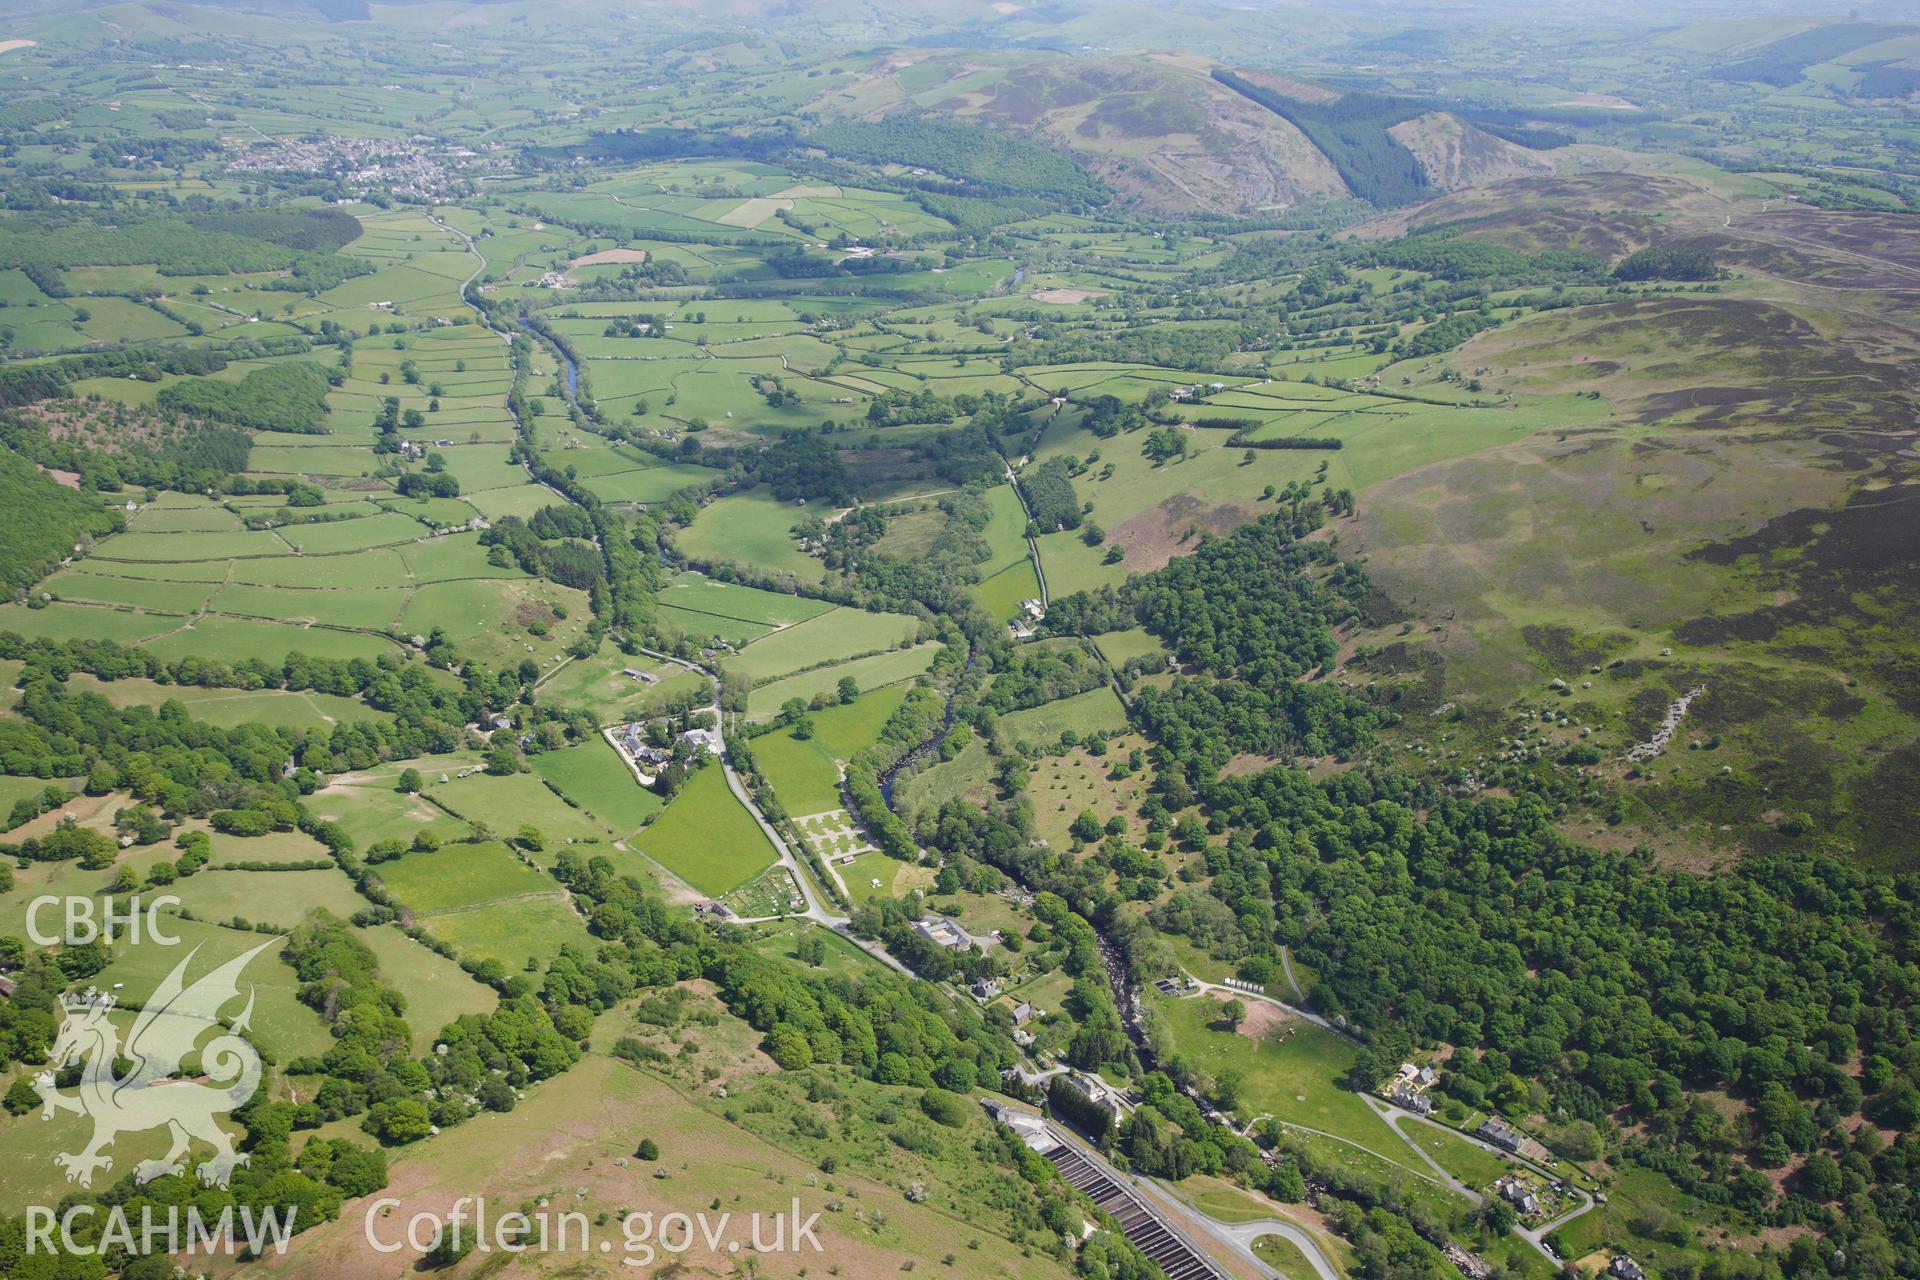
(1156, 1196), (1340, 1280)
(1368, 1096), (1595, 1265)
(1049, 1119), (1342, 1280)
(1180, 970), (1338, 1034)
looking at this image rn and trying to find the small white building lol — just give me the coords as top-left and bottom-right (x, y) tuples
(681, 726), (723, 756)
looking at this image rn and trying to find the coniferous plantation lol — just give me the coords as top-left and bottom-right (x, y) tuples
(0, 2), (1916, 1279)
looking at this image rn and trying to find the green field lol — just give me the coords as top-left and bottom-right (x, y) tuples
(93, 915), (336, 1060)
(631, 761), (779, 896)
(1395, 1116), (1512, 1190)
(373, 839), (560, 915)
(419, 894), (595, 973)
(307, 768), (474, 850)
(1253, 1231), (1328, 1280)
(840, 848), (934, 907)
(1000, 686), (1129, 748)
(1091, 628), (1168, 668)
(725, 605), (922, 685)
(751, 683), (910, 816)
(745, 917), (891, 979)
(658, 570), (836, 627)
(167, 867), (368, 929)
(353, 923), (500, 1053)
(1146, 991), (1426, 1176)
(531, 738), (664, 835)
(65, 674), (388, 730)
(534, 651), (705, 720)
(678, 490), (826, 582)
(897, 736), (994, 818)
(744, 643), (940, 720)
(426, 770), (607, 844)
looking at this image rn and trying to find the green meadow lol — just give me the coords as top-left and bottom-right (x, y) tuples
(631, 762), (778, 897)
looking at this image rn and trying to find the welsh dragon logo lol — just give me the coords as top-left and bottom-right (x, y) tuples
(37, 940), (274, 1189)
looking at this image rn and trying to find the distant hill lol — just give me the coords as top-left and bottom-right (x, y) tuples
(1210, 69), (1573, 209)
(1706, 21), (1919, 86)
(810, 51), (1348, 216)
(808, 52), (1589, 216)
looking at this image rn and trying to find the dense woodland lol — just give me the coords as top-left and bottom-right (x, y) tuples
(0, 451), (119, 593)
(153, 363), (333, 433)
(808, 119), (1108, 206)
(0, 209), (369, 286)
(896, 492), (1920, 1277)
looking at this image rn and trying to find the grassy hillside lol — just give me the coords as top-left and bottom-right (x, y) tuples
(817, 51), (1348, 215)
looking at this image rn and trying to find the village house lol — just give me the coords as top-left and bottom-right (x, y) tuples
(969, 976), (1002, 1000)
(913, 917), (978, 950)
(1479, 1116), (1524, 1152)
(1499, 1177), (1540, 1217)
(1059, 1071), (1124, 1125)
(985, 1100), (1054, 1152)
